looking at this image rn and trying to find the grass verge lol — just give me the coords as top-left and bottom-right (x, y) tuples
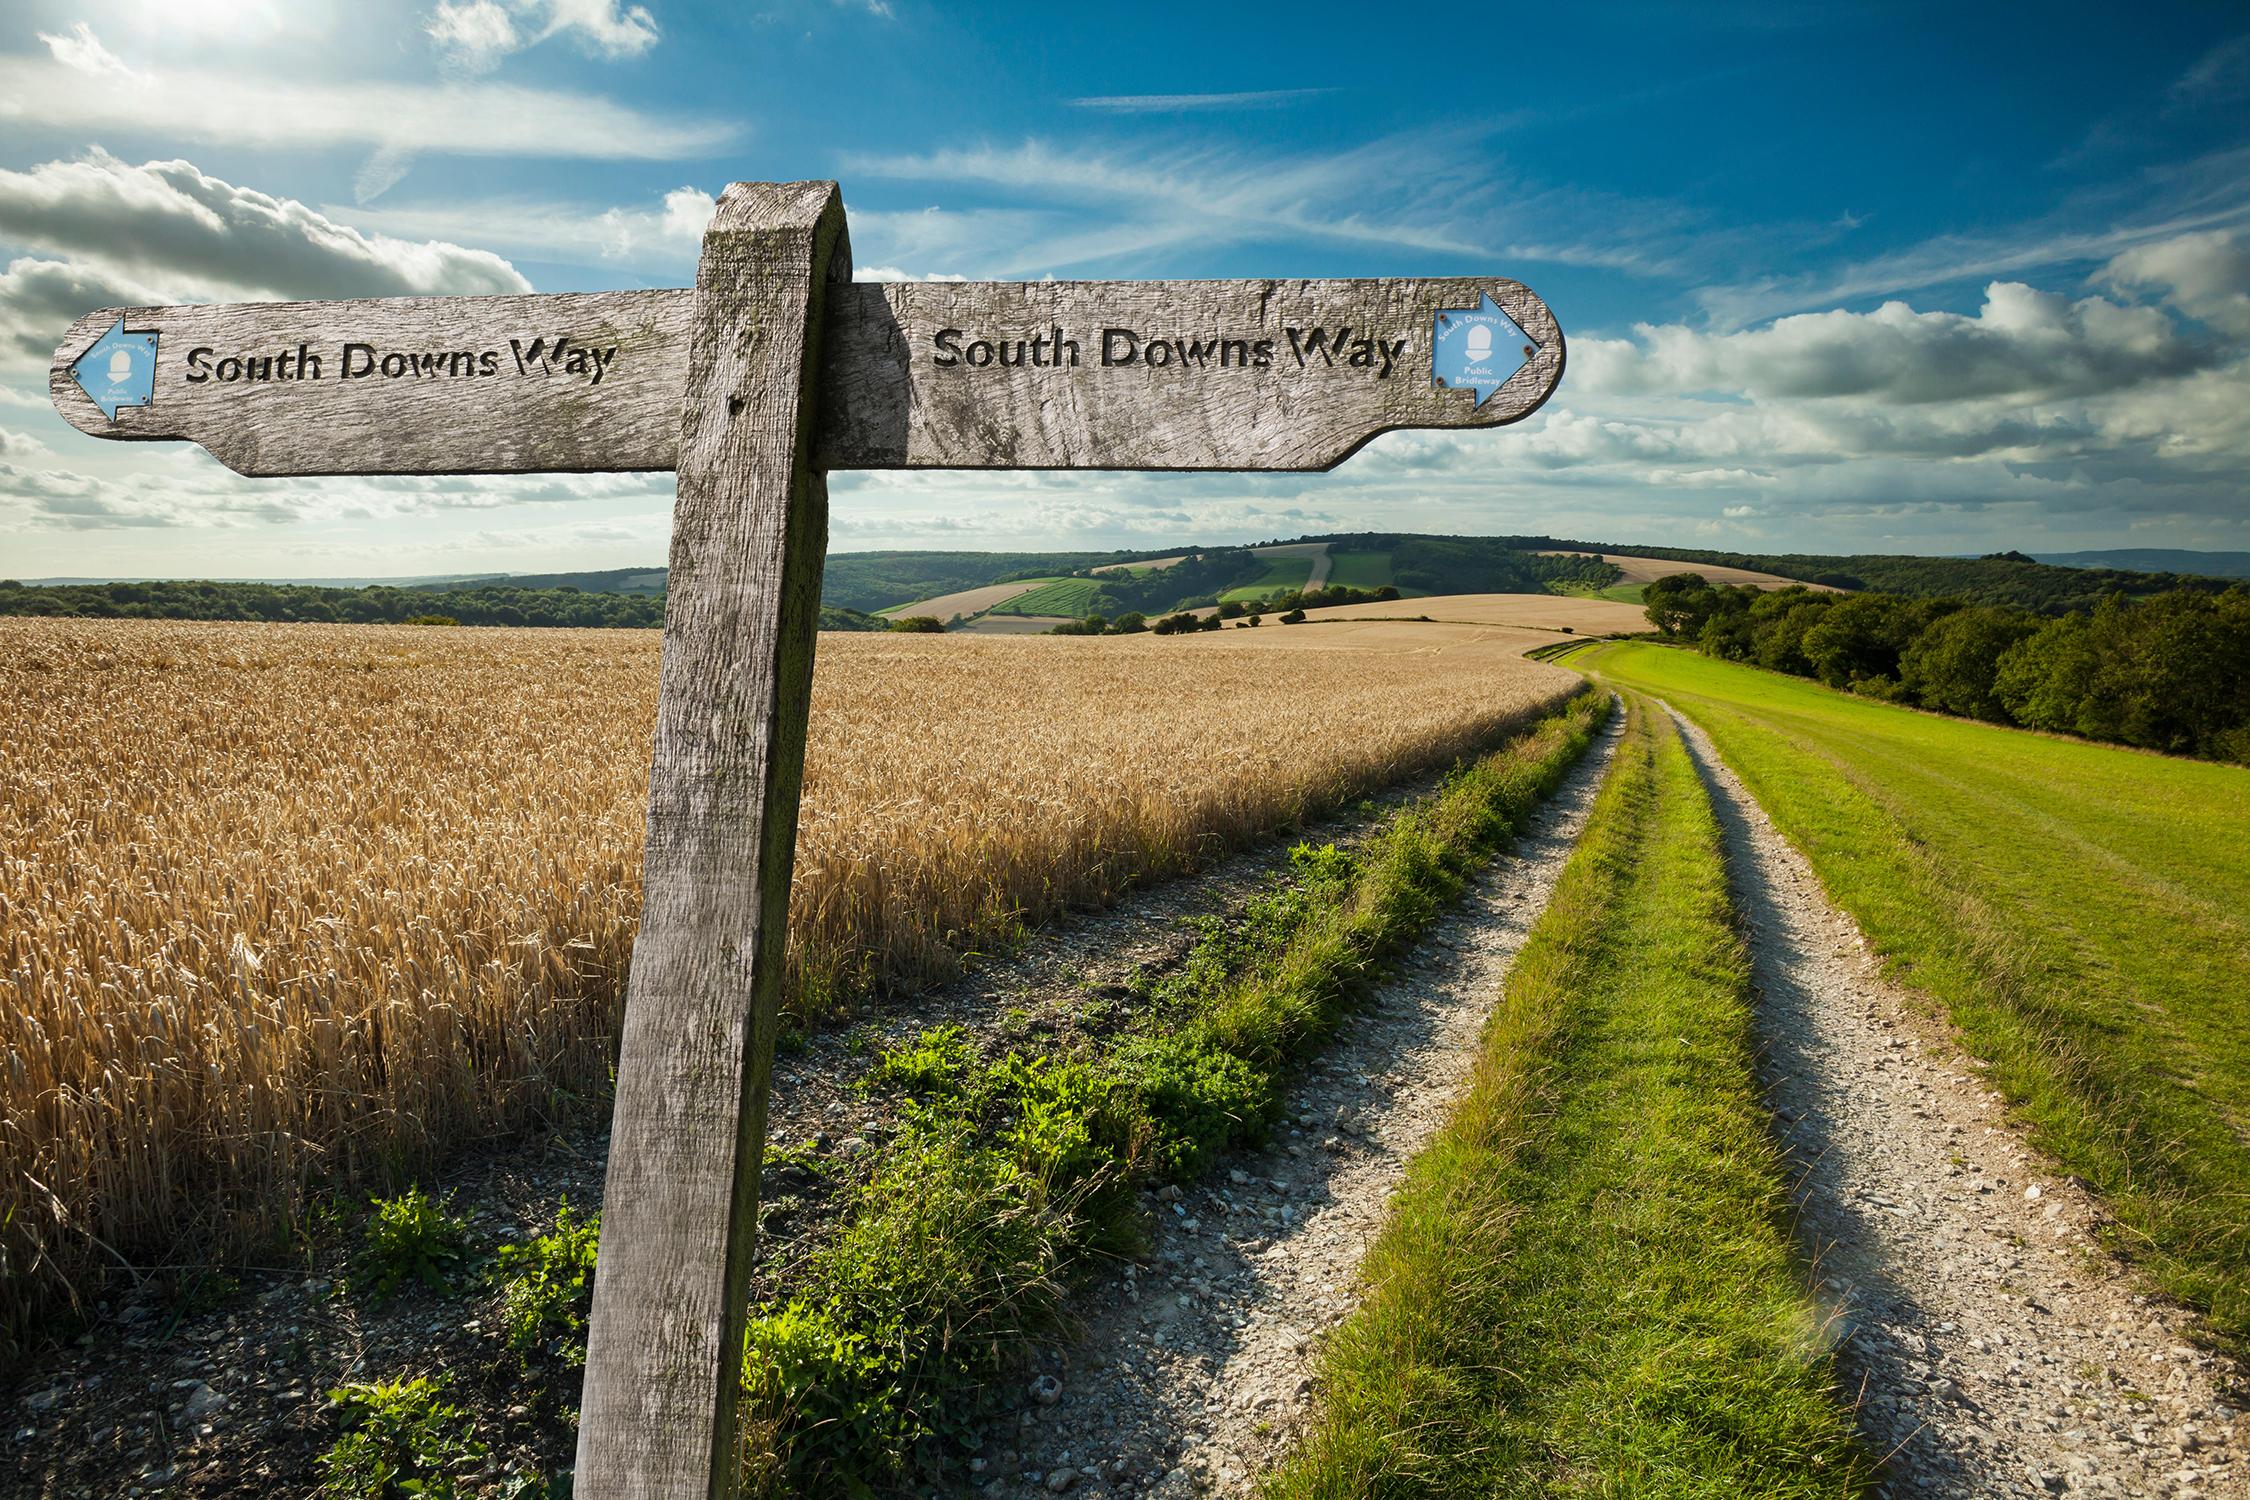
(735, 688), (1615, 1490)
(1571, 641), (2250, 1359)
(1268, 695), (1871, 1498)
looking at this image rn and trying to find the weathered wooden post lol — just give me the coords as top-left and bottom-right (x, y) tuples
(571, 181), (848, 1499)
(48, 187), (1567, 1496)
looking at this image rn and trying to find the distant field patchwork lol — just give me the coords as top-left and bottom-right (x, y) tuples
(1219, 555), (1314, 603)
(1324, 550), (1397, 590)
(878, 580), (1043, 621)
(988, 577), (1110, 616)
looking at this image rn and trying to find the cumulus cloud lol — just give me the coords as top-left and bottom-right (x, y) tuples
(0, 257), (171, 365)
(427, 0), (660, 72)
(1579, 281), (2209, 404)
(2102, 228), (2250, 337)
(0, 151), (527, 331)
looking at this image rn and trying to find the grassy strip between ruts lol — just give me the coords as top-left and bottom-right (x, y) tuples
(1570, 641), (2250, 1360)
(1268, 696), (1873, 1499)
(733, 688), (1614, 1492)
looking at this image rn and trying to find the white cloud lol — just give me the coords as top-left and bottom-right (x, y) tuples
(0, 154), (535, 376)
(2102, 228), (2250, 337)
(0, 153), (529, 370)
(427, 1), (519, 67)
(0, 256), (170, 366)
(1068, 89), (1334, 113)
(843, 137), (1486, 274)
(0, 452), (672, 534)
(37, 22), (145, 82)
(2172, 34), (2250, 104)
(427, 0), (660, 72)
(340, 184), (715, 272)
(1579, 281), (2209, 404)
(0, 36), (727, 160)
(853, 265), (969, 283)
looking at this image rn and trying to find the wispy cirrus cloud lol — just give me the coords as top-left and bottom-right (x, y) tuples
(2171, 33), (2250, 104)
(425, 0), (662, 74)
(1067, 88), (1335, 113)
(0, 28), (731, 161)
(36, 22), (147, 83)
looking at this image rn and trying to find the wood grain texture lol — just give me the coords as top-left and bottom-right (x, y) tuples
(571, 180), (847, 1500)
(49, 290), (697, 475)
(822, 275), (1563, 471)
(49, 278), (1561, 475)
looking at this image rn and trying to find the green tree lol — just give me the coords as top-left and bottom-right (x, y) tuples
(1900, 606), (2039, 720)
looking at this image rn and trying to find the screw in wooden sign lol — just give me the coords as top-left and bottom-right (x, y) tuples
(50, 181), (1564, 1498)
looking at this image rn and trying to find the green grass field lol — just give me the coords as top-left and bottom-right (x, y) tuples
(1271, 698), (1869, 1496)
(1570, 642), (2250, 1355)
(1555, 578), (1648, 604)
(1324, 550), (1394, 590)
(985, 577), (1104, 616)
(1219, 555), (1315, 603)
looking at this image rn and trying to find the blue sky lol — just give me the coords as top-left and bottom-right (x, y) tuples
(1, 0), (2246, 577)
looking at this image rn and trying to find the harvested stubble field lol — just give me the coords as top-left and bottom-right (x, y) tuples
(0, 616), (1573, 1349)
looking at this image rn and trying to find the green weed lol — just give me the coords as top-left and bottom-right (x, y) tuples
(490, 1200), (600, 1371)
(318, 1374), (486, 1499)
(352, 1186), (469, 1301)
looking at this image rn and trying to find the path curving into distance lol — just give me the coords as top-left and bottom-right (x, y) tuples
(1669, 706), (2247, 1500)
(1002, 705), (1624, 1496)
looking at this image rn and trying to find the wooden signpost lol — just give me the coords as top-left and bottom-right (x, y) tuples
(50, 181), (1565, 1498)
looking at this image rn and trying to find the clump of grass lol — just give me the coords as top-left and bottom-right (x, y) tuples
(318, 1374), (486, 1499)
(352, 1186), (469, 1301)
(1267, 699), (1871, 1496)
(741, 1110), (1086, 1486)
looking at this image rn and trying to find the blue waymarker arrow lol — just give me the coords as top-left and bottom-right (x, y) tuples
(1430, 293), (1535, 407)
(70, 317), (160, 421)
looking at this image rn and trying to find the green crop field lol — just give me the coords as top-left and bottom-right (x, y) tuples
(985, 577), (1106, 616)
(1324, 550), (1395, 590)
(1219, 555), (1314, 603)
(1568, 641), (2250, 1354)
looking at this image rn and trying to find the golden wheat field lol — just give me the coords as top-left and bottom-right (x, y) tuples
(0, 615), (1574, 1342)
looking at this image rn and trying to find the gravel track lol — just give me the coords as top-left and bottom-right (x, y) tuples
(987, 706), (1625, 1497)
(1670, 706), (2248, 1500)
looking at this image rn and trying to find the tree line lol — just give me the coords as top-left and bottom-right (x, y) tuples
(0, 578), (668, 628)
(1643, 574), (2250, 762)
(1598, 545), (2231, 614)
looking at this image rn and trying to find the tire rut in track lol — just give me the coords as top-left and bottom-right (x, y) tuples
(985, 705), (1626, 1497)
(1669, 704), (2247, 1500)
